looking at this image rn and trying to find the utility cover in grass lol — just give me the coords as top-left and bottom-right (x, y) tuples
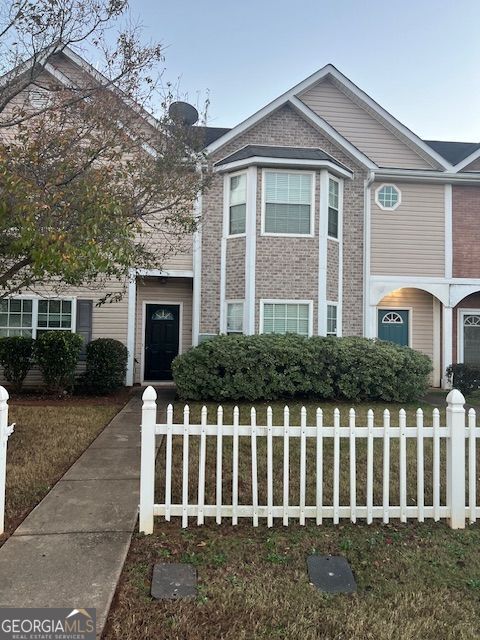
(307, 555), (356, 594)
(151, 563), (197, 600)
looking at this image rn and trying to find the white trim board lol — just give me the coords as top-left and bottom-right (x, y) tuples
(215, 156), (353, 178)
(205, 65), (452, 171)
(457, 308), (480, 363)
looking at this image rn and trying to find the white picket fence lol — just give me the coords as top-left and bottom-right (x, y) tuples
(139, 386), (479, 533)
(0, 386), (14, 535)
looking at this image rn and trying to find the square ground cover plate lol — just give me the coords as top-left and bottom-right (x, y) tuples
(307, 555), (356, 593)
(151, 563), (197, 600)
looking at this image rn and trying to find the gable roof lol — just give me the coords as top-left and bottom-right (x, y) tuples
(205, 64), (453, 171)
(424, 140), (480, 165)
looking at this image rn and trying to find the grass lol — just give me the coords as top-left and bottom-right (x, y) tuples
(106, 522), (480, 640)
(105, 398), (480, 640)
(2, 403), (120, 538)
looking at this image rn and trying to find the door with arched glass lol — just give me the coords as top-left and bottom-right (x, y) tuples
(377, 309), (409, 346)
(461, 313), (480, 365)
(144, 304), (180, 381)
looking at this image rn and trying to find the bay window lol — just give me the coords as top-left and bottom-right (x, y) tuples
(263, 171), (313, 235)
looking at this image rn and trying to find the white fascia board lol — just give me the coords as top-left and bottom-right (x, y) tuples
(136, 268), (194, 278)
(374, 168), (480, 184)
(61, 46), (160, 130)
(205, 65), (337, 154)
(214, 156), (353, 178)
(452, 148), (480, 172)
(325, 66), (454, 172)
(289, 97), (377, 169)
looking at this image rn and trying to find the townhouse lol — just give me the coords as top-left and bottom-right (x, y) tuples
(2, 48), (480, 388)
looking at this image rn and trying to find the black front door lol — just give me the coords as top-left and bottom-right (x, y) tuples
(144, 304), (180, 381)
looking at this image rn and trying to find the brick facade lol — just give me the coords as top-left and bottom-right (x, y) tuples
(200, 104), (367, 337)
(453, 186), (480, 278)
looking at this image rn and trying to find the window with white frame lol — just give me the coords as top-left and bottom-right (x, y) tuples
(0, 299), (33, 337)
(375, 184), (401, 210)
(327, 304), (338, 336)
(463, 314), (480, 365)
(37, 299), (73, 334)
(262, 302), (310, 337)
(229, 173), (247, 235)
(0, 298), (74, 338)
(328, 178), (339, 238)
(226, 302), (244, 334)
(264, 171), (313, 235)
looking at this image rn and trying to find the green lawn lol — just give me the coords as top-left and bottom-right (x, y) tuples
(105, 399), (480, 640)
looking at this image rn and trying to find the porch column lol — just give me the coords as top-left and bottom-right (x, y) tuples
(126, 268), (137, 387)
(442, 305), (453, 389)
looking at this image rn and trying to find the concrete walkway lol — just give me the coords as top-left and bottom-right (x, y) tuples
(0, 388), (174, 636)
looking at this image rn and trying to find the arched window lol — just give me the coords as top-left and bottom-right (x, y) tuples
(381, 311), (404, 324)
(151, 308), (175, 321)
(464, 315), (480, 326)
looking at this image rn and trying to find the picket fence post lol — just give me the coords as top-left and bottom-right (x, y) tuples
(139, 385), (157, 534)
(0, 385), (13, 536)
(446, 388), (466, 529)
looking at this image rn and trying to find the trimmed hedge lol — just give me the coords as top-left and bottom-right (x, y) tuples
(82, 338), (128, 394)
(35, 331), (83, 394)
(0, 336), (35, 391)
(172, 334), (432, 402)
(446, 363), (480, 395)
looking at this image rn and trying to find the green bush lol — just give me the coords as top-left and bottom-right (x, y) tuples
(0, 336), (35, 391)
(446, 363), (480, 395)
(82, 338), (128, 394)
(172, 334), (432, 403)
(35, 331), (83, 394)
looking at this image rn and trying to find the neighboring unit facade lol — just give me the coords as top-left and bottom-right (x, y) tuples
(4, 50), (480, 388)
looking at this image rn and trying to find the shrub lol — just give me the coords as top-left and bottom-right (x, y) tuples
(0, 336), (35, 391)
(82, 338), (128, 394)
(446, 363), (480, 395)
(172, 334), (432, 403)
(35, 331), (83, 394)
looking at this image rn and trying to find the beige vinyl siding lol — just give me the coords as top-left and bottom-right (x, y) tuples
(299, 79), (435, 170)
(371, 182), (445, 277)
(377, 288), (434, 362)
(134, 277), (193, 383)
(0, 277), (128, 388)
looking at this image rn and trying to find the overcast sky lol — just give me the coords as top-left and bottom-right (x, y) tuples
(127, 0), (480, 142)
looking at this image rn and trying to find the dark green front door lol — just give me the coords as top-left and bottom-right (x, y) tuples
(377, 309), (409, 346)
(144, 304), (180, 381)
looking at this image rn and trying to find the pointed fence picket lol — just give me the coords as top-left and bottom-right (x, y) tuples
(139, 387), (480, 533)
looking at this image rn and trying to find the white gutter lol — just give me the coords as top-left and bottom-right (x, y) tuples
(374, 169), (480, 184)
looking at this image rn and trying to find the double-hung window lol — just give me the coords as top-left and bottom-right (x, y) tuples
(262, 302), (311, 337)
(263, 171), (313, 235)
(328, 178), (339, 239)
(0, 299), (33, 337)
(226, 302), (244, 334)
(327, 304), (338, 336)
(229, 174), (247, 235)
(0, 298), (74, 338)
